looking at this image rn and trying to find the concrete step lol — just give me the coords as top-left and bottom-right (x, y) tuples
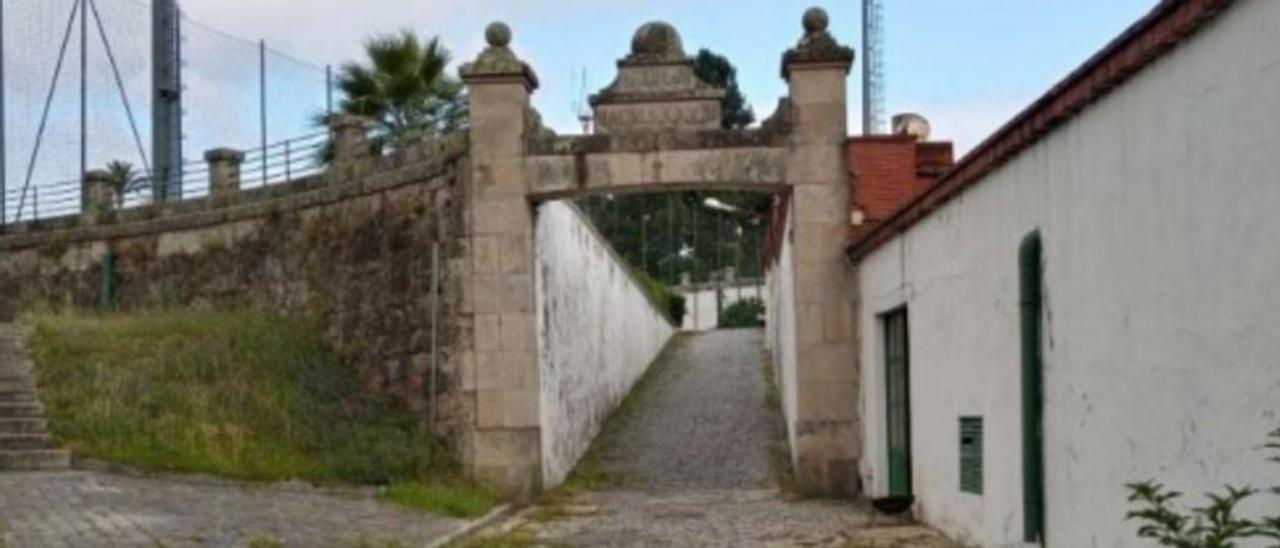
(0, 402), (44, 418)
(0, 434), (57, 450)
(0, 418), (48, 435)
(0, 391), (37, 402)
(0, 379), (35, 392)
(0, 449), (71, 471)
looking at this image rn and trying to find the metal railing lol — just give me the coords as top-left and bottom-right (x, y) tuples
(3, 130), (332, 224)
(3, 178), (78, 222)
(240, 131), (329, 188)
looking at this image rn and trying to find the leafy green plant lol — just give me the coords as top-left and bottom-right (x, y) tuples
(718, 297), (764, 329)
(1127, 428), (1280, 547)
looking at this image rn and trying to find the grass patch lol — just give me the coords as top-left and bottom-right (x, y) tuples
(453, 525), (562, 548)
(383, 480), (497, 519)
(28, 309), (495, 516)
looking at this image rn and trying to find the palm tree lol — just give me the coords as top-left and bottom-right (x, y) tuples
(330, 31), (467, 155)
(104, 161), (148, 208)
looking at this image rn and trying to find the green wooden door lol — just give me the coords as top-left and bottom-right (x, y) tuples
(884, 309), (912, 496)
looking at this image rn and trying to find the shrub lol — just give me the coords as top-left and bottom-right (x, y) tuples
(1126, 428), (1280, 546)
(636, 271), (687, 326)
(719, 297), (765, 328)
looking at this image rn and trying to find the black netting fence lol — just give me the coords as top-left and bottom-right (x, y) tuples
(1, 0), (332, 224)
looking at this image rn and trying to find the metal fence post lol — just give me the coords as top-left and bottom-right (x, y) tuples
(1, 0), (7, 229)
(284, 139), (291, 183)
(32, 187), (38, 220)
(80, 0), (88, 188)
(259, 39), (267, 185)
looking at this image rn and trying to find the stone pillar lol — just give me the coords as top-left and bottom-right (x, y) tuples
(328, 114), (373, 162)
(781, 7), (861, 496)
(81, 170), (116, 224)
(459, 22), (542, 500)
(204, 148), (245, 201)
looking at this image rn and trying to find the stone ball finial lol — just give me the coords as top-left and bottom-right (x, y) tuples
(631, 21), (685, 58)
(485, 22), (512, 48)
(802, 7), (830, 34)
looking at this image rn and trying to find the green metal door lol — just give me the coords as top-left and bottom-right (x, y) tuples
(884, 309), (912, 496)
(1020, 231), (1046, 544)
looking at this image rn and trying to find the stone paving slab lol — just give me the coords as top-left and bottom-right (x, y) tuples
(0, 471), (465, 547)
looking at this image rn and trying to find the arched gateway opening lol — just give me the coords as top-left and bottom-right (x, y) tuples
(459, 9), (860, 499)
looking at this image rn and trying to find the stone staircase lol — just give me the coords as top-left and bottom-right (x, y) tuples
(0, 323), (70, 471)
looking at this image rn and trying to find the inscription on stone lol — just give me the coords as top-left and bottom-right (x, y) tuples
(614, 66), (698, 93)
(595, 102), (720, 133)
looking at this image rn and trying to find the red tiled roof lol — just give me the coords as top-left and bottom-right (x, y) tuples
(845, 0), (1236, 261)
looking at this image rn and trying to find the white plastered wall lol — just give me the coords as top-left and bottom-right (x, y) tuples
(858, 2), (1280, 545)
(535, 201), (676, 487)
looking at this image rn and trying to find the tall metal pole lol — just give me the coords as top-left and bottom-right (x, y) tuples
(152, 0), (182, 201)
(861, 0), (871, 136)
(259, 40), (267, 185)
(0, 0), (7, 228)
(81, 0), (89, 184)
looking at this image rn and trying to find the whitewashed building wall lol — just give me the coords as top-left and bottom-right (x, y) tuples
(535, 201), (676, 487)
(857, 2), (1280, 545)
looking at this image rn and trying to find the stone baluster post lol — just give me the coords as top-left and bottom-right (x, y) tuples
(205, 148), (245, 202)
(327, 114), (374, 178)
(459, 22), (542, 500)
(81, 170), (116, 224)
(781, 7), (862, 496)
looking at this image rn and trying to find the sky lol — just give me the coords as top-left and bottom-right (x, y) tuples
(175, 0), (1160, 154)
(3, 0), (1161, 221)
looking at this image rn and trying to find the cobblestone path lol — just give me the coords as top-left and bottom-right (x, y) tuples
(486, 329), (956, 547)
(0, 470), (465, 547)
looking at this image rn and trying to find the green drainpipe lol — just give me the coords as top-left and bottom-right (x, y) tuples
(1019, 231), (1044, 544)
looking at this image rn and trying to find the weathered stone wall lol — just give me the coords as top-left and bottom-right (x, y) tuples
(534, 201), (676, 487)
(0, 139), (477, 457)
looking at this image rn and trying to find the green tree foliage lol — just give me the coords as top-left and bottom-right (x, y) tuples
(330, 31), (467, 154)
(694, 49), (755, 130)
(103, 160), (148, 208)
(718, 297), (765, 329)
(1126, 428), (1280, 547)
(577, 191), (774, 287)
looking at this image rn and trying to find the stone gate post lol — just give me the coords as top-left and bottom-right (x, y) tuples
(781, 8), (862, 496)
(459, 22), (543, 499)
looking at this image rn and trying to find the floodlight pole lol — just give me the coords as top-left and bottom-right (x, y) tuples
(152, 0), (183, 201)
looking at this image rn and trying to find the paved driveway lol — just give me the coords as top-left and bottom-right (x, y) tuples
(0, 470), (465, 547)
